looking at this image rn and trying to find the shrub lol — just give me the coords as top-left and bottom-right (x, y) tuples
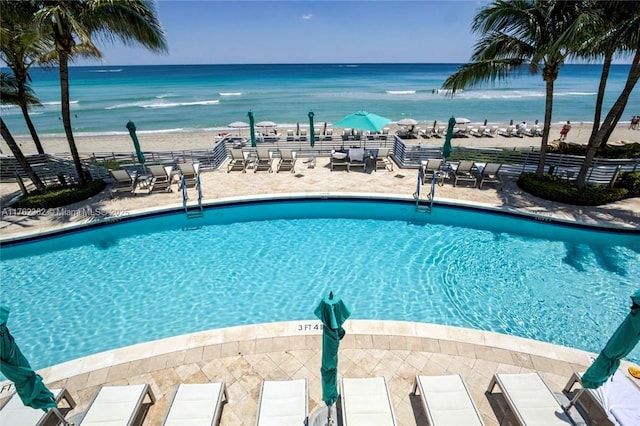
(616, 172), (640, 198)
(14, 181), (106, 209)
(517, 173), (628, 206)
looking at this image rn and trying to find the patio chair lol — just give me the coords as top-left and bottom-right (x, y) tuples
(276, 149), (297, 173)
(253, 147), (273, 173)
(477, 163), (501, 189)
(146, 165), (172, 193)
(452, 160), (477, 187)
(421, 158), (444, 184)
(341, 377), (397, 426)
(78, 384), (156, 426)
(487, 373), (571, 425)
(0, 388), (76, 426)
(413, 375), (484, 426)
(347, 147), (367, 172)
(162, 382), (227, 426)
(255, 379), (307, 426)
(331, 150), (349, 171)
(227, 148), (248, 173)
(299, 129), (308, 142)
(177, 162), (198, 188)
(373, 148), (393, 172)
(109, 169), (136, 197)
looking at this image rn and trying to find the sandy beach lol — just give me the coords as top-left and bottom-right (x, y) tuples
(5, 122), (639, 156)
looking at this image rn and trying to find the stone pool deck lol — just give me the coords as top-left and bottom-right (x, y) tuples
(1, 156), (639, 425)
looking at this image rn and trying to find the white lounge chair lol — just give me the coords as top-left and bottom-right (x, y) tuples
(78, 384), (156, 426)
(276, 149), (297, 173)
(255, 378), (307, 426)
(452, 160), (477, 187)
(477, 163), (501, 189)
(0, 388), (76, 426)
(413, 375), (484, 426)
(563, 370), (640, 426)
(162, 382), (227, 426)
(341, 377), (397, 426)
(227, 148), (248, 173)
(487, 372), (572, 425)
(109, 169), (136, 197)
(146, 165), (172, 193)
(253, 147), (273, 173)
(177, 163), (198, 188)
(373, 148), (393, 172)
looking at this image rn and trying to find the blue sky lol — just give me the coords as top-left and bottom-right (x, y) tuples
(84, 1), (484, 65)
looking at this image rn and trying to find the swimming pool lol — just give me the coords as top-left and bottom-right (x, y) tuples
(1, 197), (639, 372)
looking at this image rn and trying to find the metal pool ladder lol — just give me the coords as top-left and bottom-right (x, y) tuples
(181, 174), (203, 218)
(414, 169), (437, 213)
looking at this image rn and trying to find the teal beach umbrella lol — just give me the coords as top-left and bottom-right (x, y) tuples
(248, 111), (257, 147)
(308, 111), (315, 147)
(443, 116), (455, 159)
(333, 110), (390, 132)
(0, 306), (59, 413)
(581, 290), (640, 389)
(126, 120), (145, 164)
(314, 291), (351, 422)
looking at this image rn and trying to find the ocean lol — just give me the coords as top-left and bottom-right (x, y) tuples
(1, 63), (638, 138)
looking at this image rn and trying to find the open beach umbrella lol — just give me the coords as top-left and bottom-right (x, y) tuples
(333, 110), (390, 132)
(581, 290), (640, 389)
(228, 121), (249, 137)
(126, 120), (145, 164)
(0, 306), (69, 423)
(256, 120), (277, 128)
(443, 116), (455, 159)
(247, 111), (257, 147)
(308, 111), (315, 147)
(397, 118), (418, 126)
(314, 291), (351, 423)
(456, 117), (471, 125)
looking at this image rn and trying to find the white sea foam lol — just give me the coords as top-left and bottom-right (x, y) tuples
(106, 99), (219, 110)
(89, 69), (122, 73)
(42, 100), (79, 106)
(219, 92), (243, 96)
(386, 90), (416, 95)
(555, 91), (597, 97)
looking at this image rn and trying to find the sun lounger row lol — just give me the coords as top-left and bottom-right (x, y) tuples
(227, 148), (297, 173)
(420, 159), (502, 189)
(109, 163), (199, 196)
(330, 147), (393, 172)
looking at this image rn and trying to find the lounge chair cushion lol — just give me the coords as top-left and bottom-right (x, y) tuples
(80, 384), (154, 426)
(163, 383), (226, 426)
(416, 375), (484, 426)
(256, 379), (307, 426)
(341, 377), (396, 426)
(0, 388), (75, 426)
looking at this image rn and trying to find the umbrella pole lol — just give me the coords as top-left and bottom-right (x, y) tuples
(51, 407), (71, 425)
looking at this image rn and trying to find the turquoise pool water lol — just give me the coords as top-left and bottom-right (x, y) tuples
(1, 198), (639, 372)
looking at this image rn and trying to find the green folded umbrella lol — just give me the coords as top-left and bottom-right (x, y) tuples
(581, 290), (640, 389)
(0, 306), (57, 412)
(314, 291), (351, 409)
(308, 111), (315, 148)
(126, 120), (145, 164)
(443, 116), (455, 159)
(248, 111), (257, 147)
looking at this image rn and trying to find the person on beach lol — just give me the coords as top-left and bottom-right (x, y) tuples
(630, 115), (640, 130)
(559, 120), (571, 141)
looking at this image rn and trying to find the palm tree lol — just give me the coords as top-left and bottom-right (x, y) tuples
(574, 1), (640, 188)
(1, 72), (47, 191)
(441, 0), (595, 178)
(35, 0), (168, 184)
(0, 0), (52, 155)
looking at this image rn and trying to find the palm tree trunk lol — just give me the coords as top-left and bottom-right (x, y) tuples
(1, 118), (46, 191)
(588, 52), (612, 142)
(58, 54), (86, 184)
(536, 79), (555, 178)
(576, 50), (640, 188)
(19, 101), (45, 155)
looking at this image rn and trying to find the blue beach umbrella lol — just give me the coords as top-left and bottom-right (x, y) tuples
(0, 306), (64, 418)
(248, 111), (257, 147)
(314, 291), (351, 423)
(126, 120), (145, 164)
(443, 116), (455, 159)
(581, 290), (640, 389)
(333, 110), (390, 132)
(308, 111), (315, 147)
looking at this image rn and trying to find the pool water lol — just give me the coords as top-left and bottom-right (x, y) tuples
(2, 198), (639, 372)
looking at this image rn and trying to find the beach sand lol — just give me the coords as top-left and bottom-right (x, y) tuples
(4, 122), (639, 156)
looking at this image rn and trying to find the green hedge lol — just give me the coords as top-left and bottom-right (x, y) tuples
(14, 181), (106, 209)
(616, 172), (640, 198)
(517, 173), (628, 206)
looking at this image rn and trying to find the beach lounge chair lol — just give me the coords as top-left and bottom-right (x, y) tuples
(341, 377), (397, 426)
(227, 148), (248, 173)
(255, 378), (307, 426)
(78, 384), (156, 426)
(177, 162), (198, 188)
(487, 372), (572, 425)
(413, 375), (484, 426)
(0, 388), (76, 426)
(373, 148), (393, 171)
(109, 169), (136, 197)
(162, 382), (227, 426)
(421, 158), (444, 184)
(299, 129), (308, 141)
(286, 129), (295, 141)
(331, 150), (349, 171)
(348, 147), (367, 172)
(477, 163), (501, 189)
(324, 128), (334, 141)
(563, 370), (640, 426)
(146, 165), (172, 193)
(452, 160), (477, 187)
(253, 147), (273, 173)
(379, 128), (390, 140)
(276, 149), (297, 173)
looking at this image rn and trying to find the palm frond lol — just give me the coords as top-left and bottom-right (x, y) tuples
(441, 59), (526, 91)
(0, 72), (41, 107)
